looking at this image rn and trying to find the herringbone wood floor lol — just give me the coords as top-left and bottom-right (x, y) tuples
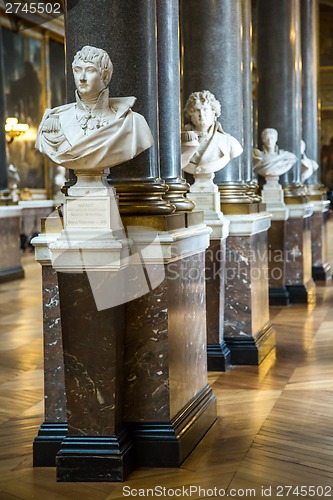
(1, 221), (333, 499)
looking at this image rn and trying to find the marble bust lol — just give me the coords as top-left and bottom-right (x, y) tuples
(301, 140), (319, 183)
(35, 45), (153, 171)
(253, 128), (297, 180)
(181, 90), (243, 192)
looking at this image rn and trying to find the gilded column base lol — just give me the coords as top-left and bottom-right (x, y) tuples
(108, 180), (176, 215)
(246, 180), (263, 204)
(306, 183), (328, 201)
(163, 180), (195, 211)
(218, 183), (256, 215)
(283, 185), (309, 204)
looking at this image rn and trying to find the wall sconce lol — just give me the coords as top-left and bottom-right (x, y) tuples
(5, 117), (29, 143)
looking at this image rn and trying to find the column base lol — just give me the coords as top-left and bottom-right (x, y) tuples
(287, 279), (316, 304)
(56, 429), (134, 482)
(33, 422), (68, 467)
(312, 263), (332, 282)
(128, 384), (217, 467)
(0, 265), (24, 283)
(207, 342), (231, 371)
(225, 324), (276, 365)
(269, 287), (290, 306)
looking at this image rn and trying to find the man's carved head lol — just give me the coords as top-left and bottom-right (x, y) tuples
(72, 45), (113, 87)
(184, 90), (221, 121)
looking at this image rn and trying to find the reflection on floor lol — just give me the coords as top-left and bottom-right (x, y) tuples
(0, 218), (333, 499)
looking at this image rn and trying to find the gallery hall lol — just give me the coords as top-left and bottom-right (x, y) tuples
(1, 0), (333, 498)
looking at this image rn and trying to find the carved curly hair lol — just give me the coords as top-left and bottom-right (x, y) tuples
(184, 90), (221, 121)
(72, 45), (113, 87)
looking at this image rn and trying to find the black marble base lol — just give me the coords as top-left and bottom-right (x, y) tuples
(0, 265), (24, 283)
(207, 342), (232, 371)
(33, 422), (68, 467)
(269, 287), (290, 306)
(56, 429), (134, 482)
(312, 263), (332, 283)
(128, 384), (217, 467)
(225, 324), (276, 366)
(287, 280), (316, 304)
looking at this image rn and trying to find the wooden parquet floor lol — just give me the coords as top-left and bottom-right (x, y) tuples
(1, 223), (333, 499)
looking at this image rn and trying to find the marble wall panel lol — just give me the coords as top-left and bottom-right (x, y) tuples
(123, 253), (207, 423)
(303, 218), (312, 284)
(58, 271), (125, 436)
(124, 264), (170, 423)
(168, 252), (207, 419)
(0, 216), (21, 269)
(310, 210), (328, 267)
(267, 220), (286, 288)
(225, 232), (270, 340)
(251, 231), (270, 336)
(205, 239), (225, 345)
(42, 266), (66, 422)
(285, 216), (312, 285)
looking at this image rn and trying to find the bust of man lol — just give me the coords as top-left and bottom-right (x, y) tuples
(35, 45), (153, 171)
(181, 90), (243, 192)
(253, 128), (297, 180)
(301, 140), (319, 183)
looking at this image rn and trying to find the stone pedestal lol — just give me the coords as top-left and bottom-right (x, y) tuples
(206, 234), (231, 371)
(56, 271), (133, 482)
(224, 212), (276, 365)
(31, 223), (67, 467)
(310, 201), (331, 282)
(0, 206), (24, 282)
(44, 176), (134, 482)
(264, 195), (290, 305)
(285, 204), (316, 303)
(121, 214), (217, 467)
(187, 191), (231, 371)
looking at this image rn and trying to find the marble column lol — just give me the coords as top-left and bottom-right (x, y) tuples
(31, 217), (67, 467)
(0, 27), (7, 191)
(65, 0), (174, 215)
(156, 0), (194, 212)
(256, 0), (316, 304)
(181, 0), (253, 211)
(57, 0), (216, 474)
(257, 0), (302, 193)
(181, 0), (275, 365)
(242, 0), (260, 201)
(301, 0), (331, 282)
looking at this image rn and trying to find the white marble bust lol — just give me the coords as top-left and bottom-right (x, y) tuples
(253, 128), (297, 180)
(35, 45), (153, 171)
(301, 140), (319, 183)
(181, 90), (243, 192)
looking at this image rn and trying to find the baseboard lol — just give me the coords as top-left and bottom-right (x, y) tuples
(225, 324), (276, 365)
(207, 342), (232, 371)
(33, 422), (68, 467)
(269, 287), (289, 306)
(56, 428), (134, 482)
(287, 279), (316, 304)
(127, 384), (217, 467)
(312, 263), (332, 283)
(0, 265), (24, 283)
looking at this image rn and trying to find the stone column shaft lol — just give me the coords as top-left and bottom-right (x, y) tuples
(0, 26), (7, 190)
(301, 0), (319, 171)
(181, 0), (249, 204)
(257, 0), (302, 189)
(156, 0), (194, 211)
(242, 0), (253, 184)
